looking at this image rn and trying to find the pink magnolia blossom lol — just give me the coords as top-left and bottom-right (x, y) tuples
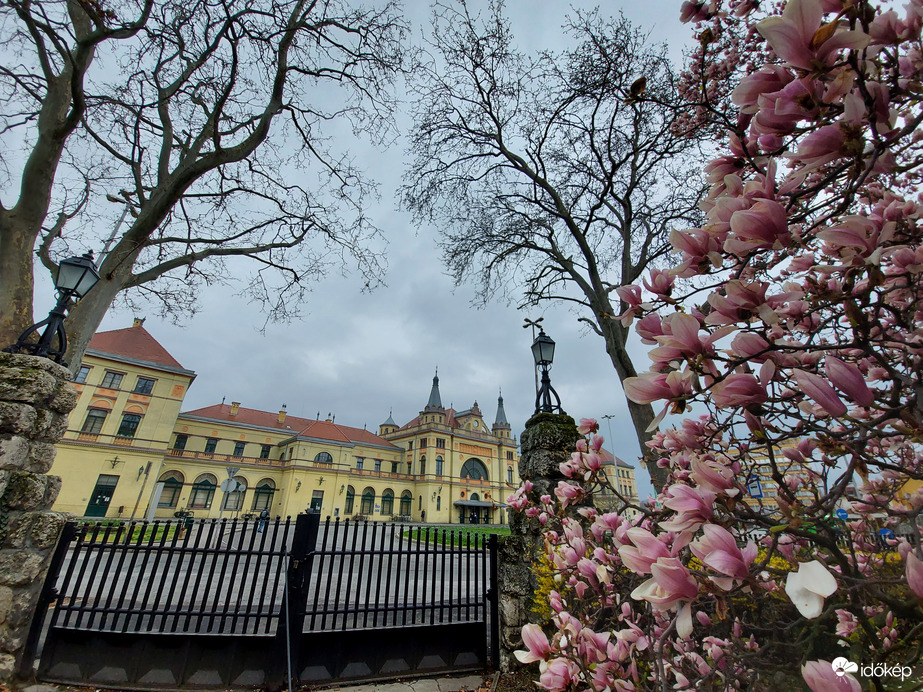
(710, 373), (767, 408)
(825, 356), (874, 406)
(690, 524), (758, 580)
(907, 552), (923, 599)
(623, 370), (693, 405)
(515, 623), (551, 664)
(802, 660), (861, 692)
(660, 484), (716, 533)
(757, 0), (871, 73)
(618, 528), (671, 575)
(791, 369), (848, 417)
(630, 557), (699, 610)
(725, 199), (791, 255)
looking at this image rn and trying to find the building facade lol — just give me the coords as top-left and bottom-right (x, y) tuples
(51, 322), (520, 523)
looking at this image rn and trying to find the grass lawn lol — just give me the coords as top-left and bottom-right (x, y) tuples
(80, 522), (179, 544)
(403, 525), (511, 546)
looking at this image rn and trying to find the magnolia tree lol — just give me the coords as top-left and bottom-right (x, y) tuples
(509, 0), (923, 689)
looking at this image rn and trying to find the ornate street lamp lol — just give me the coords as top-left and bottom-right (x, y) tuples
(4, 252), (100, 366)
(532, 329), (563, 414)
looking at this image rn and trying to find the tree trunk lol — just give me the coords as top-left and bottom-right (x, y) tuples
(0, 213), (37, 348)
(598, 311), (670, 493)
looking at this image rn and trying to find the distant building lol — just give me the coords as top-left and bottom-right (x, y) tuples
(380, 373), (519, 525)
(590, 447), (639, 519)
(51, 321), (520, 523)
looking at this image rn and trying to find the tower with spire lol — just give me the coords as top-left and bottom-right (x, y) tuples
(421, 369), (447, 425)
(378, 371), (521, 526)
(492, 390), (511, 439)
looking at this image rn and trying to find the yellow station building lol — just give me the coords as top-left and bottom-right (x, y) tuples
(51, 321), (522, 524)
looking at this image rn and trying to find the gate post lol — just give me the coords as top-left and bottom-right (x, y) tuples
(275, 511), (320, 688)
(0, 353), (77, 682)
(497, 412), (579, 672)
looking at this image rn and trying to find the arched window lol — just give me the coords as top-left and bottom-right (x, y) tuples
(381, 489), (394, 515)
(400, 490), (412, 515)
(223, 476), (248, 511)
(314, 451), (333, 465)
(190, 473), (217, 509)
(436, 456), (444, 476)
(508, 466), (513, 484)
(158, 470), (184, 508)
(436, 495), (441, 511)
(419, 455), (426, 476)
(251, 479), (275, 511)
(461, 458), (488, 481)
(470, 492), (480, 502)
(345, 485), (355, 514)
(361, 487), (375, 515)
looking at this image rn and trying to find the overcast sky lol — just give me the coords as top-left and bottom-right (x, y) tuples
(37, 1), (695, 500)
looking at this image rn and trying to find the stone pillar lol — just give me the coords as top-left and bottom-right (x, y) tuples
(0, 352), (77, 680)
(497, 412), (579, 672)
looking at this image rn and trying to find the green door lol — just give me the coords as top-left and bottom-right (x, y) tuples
(85, 474), (119, 517)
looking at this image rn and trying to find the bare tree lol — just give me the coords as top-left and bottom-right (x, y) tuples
(0, 0), (408, 365)
(402, 1), (706, 490)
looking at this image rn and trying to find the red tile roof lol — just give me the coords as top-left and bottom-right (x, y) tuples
(88, 324), (187, 370)
(600, 447), (633, 468)
(181, 403), (400, 448)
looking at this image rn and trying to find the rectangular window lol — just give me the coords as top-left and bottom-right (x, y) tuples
(391, 461), (398, 474)
(310, 490), (324, 511)
(436, 439), (445, 449)
(133, 377), (156, 395)
(420, 438), (427, 448)
(356, 457), (364, 470)
(204, 438), (218, 454)
(408, 441), (413, 450)
(81, 409), (108, 434)
(506, 451), (514, 460)
(374, 459), (382, 472)
(260, 445), (271, 459)
(100, 371), (124, 389)
(173, 434), (188, 450)
(233, 441), (246, 457)
(116, 413), (142, 438)
(74, 365), (90, 384)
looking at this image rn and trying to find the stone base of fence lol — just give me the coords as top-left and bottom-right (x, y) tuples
(497, 412), (579, 673)
(0, 352), (77, 680)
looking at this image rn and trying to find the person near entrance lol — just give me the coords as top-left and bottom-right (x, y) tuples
(257, 508), (269, 532)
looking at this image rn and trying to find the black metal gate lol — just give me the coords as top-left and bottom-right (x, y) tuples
(30, 513), (499, 689)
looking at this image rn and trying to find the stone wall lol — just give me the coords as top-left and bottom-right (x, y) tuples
(0, 352), (77, 680)
(497, 412), (579, 672)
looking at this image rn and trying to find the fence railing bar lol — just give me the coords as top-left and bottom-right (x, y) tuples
(266, 518), (293, 635)
(361, 520), (379, 630)
(172, 518), (205, 632)
(186, 520), (219, 633)
(242, 517), (270, 635)
(136, 522), (171, 632)
(73, 522), (113, 629)
(49, 524), (88, 629)
(215, 520), (242, 633)
(228, 519), (259, 634)
(210, 519), (238, 633)
(372, 522), (389, 628)
(311, 517), (332, 631)
(89, 522), (126, 630)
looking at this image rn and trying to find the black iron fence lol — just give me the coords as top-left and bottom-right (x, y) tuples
(47, 517), (293, 635)
(31, 514), (498, 689)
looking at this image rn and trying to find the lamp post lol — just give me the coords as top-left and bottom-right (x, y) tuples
(531, 329), (564, 415)
(4, 252), (100, 366)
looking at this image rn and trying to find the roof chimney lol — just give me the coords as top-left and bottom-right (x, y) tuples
(230, 401), (240, 415)
(278, 404), (287, 424)
(132, 317), (146, 328)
